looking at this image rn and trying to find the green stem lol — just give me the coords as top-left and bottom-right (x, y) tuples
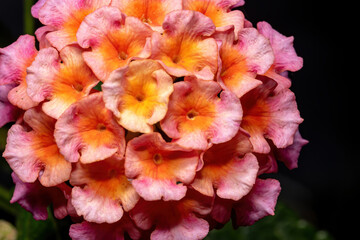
(0, 186), (18, 217)
(23, 0), (35, 34)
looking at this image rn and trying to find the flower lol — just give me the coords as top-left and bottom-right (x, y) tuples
(77, 6), (153, 81)
(215, 27), (274, 97)
(161, 77), (242, 150)
(0, 35), (38, 109)
(70, 155), (139, 223)
(1, 1), (307, 239)
(3, 106), (72, 187)
(183, 0), (245, 37)
(125, 132), (199, 201)
(10, 172), (71, 220)
(54, 92), (126, 164)
(102, 59), (173, 133)
(38, 0), (111, 50)
(130, 189), (213, 240)
(241, 77), (303, 153)
(111, 0), (182, 31)
(26, 45), (99, 119)
(191, 130), (259, 201)
(149, 10), (218, 80)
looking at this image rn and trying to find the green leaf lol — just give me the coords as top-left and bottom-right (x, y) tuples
(15, 208), (60, 240)
(23, 0), (35, 35)
(93, 82), (103, 91)
(205, 202), (334, 240)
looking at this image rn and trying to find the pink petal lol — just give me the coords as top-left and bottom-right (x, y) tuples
(0, 85), (20, 127)
(275, 130), (308, 170)
(233, 178), (281, 226)
(69, 214), (141, 240)
(130, 189), (212, 240)
(10, 172), (70, 220)
(191, 130), (258, 200)
(31, 0), (47, 19)
(0, 35), (38, 109)
(257, 21), (303, 73)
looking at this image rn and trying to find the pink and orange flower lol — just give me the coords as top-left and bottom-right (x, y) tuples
(1, 1), (307, 239)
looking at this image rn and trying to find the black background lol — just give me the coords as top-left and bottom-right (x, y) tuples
(0, 1), (356, 239)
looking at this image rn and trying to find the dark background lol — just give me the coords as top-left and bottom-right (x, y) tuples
(0, 1), (356, 239)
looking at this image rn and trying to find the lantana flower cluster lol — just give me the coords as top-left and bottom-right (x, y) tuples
(0, 0), (307, 239)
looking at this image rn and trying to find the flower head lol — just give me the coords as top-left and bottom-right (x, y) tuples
(1, 1), (307, 238)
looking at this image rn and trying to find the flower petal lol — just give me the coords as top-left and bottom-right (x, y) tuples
(183, 0), (244, 37)
(38, 0), (111, 50)
(70, 156), (139, 223)
(150, 10), (218, 80)
(215, 27), (274, 97)
(241, 77), (303, 153)
(161, 78), (242, 150)
(0, 35), (38, 109)
(192, 130), (258, 200)
(10, 172), (71, 220)
(77, 7), (153, 81)
(111, 0), (182, 30)
(257, 21), (303, 73)
(3, 107), (72, 186)
(55, 92), (125, 164)
(102, 59), (173, 133)
(233, 178), (281, 226)
(125, 132), (199, 201)
(69, 214), (141, 240)
(0, 84), (20, 127)
(275, 130), (308, 170)
(26, 45), (99, 119)
(130, 189), (212, 240)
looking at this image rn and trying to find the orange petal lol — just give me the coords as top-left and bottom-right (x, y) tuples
(150, 10), (218, 80)
(77, 7), (153, 81)
(3, 107), (71, 187)
(55, 92), (126, 164)
(70, 156), (139, 223)
(103, 59), (173, 133)
(26, 45), (99, 119)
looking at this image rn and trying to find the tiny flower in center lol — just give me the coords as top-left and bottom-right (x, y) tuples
(153, 153), (162, 165)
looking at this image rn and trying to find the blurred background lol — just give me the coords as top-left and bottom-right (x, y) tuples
(0, 0), (356, 239)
